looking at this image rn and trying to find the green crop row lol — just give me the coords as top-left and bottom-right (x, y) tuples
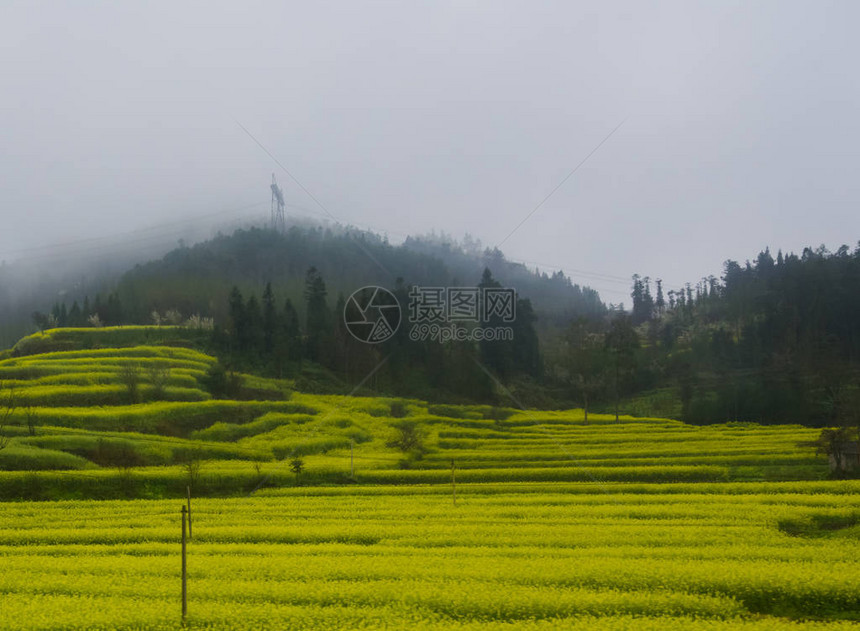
(0, 445), (96, 471)
(10, 326), (211, 356)
(4, 384), (208, 407)
(190, 413), (317, 442)
(1, 400), (319, 435)
(0, 486), (858, 628)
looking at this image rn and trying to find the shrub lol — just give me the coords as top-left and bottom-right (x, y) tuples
(289, 455), (305, 484)
(201, 362), (243, 399)
(90, 439), (146, 470)
(386, 419), (425, 454)
(427, 404), (470, 419)
(483, 406), (515, 421)
(389, 400), (409, 418)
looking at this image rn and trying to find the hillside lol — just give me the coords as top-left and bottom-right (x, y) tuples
(23, 229), (860, 423)
(111, 226), (605, 331)
(0, 327), (831, 500)
(17, 226), (614, 406)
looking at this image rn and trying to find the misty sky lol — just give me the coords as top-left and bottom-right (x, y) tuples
(2, 1), (858, 303)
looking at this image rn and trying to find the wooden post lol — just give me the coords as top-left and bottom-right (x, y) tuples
(350, 439), (354, 478)
(181, 505), (187, 620)
(614, 362), (620, 423)
(451, 458), (456, 507)
(186, 486), (192, 539)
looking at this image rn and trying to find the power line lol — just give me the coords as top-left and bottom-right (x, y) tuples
(234, 121), (394, 279)
(504, 256), (686, 296)
(0, 192), (672, 303)
(495, 118), (627, 250)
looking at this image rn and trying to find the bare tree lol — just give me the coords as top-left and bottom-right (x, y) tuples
(565, 319), (607, 424)
(179, 449), (204, 490)
(119, 363), (142, 403)
(816, 382), (860, 475)
(147, 363), (171, 400)
(815, 427), (857, 475)
(184, 314), (214, 330)
(164, 309), (183, 325)
(25, 406), (37, 437)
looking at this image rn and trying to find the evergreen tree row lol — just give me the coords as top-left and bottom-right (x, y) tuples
(549, 243), (860, 425)
(33, 292), (124, 330)
(212, 267), (543, 403)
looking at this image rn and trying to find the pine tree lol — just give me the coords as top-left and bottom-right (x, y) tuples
(228, 287), (246, 354)
(245, 295), (265, 358)
(303, 267), (330, 364)
(262, 282), (277, 355)
(605, 314), (639, 422)
(478, 268), (512, 377)
(511, 298), (541, 377)
(283, 299), (302, 361)
(271, 298), (302, 377)
(65, 302), (76, 327)
(642, 277), (655, 321)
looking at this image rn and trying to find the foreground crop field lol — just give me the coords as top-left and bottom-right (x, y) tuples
(2, 482), (860, 630)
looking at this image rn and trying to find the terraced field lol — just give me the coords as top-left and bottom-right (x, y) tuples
(0, 327), (856, 628)
(0, 328), (829, 494)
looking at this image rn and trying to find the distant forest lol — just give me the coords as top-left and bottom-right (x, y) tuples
(605, 245), (860, 426)
(25, 226), (860, 426)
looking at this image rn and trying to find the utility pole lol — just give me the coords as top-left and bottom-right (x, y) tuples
(186, 486), (192, 539)
(181, 505), (187, 621)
